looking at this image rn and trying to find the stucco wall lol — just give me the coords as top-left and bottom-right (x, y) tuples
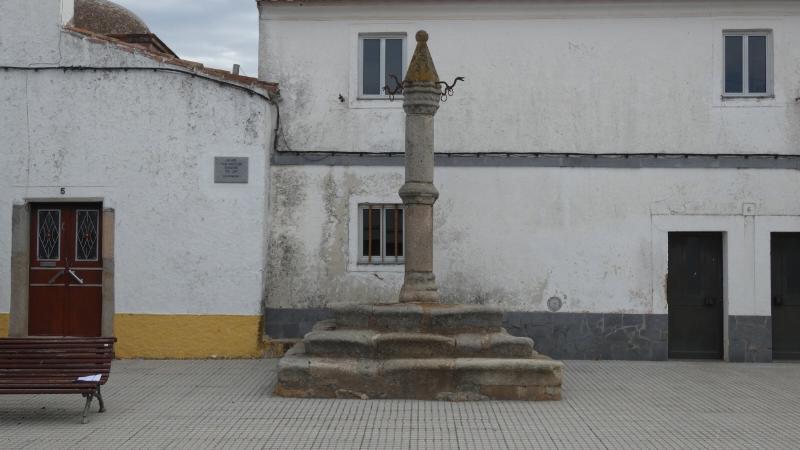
(259, 0), (800, 155)
(0, 21), (273, 340)
(266, 165), (800, 317)
(0, 0), (73, 66)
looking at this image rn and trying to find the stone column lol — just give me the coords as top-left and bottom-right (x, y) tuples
(399, 31), (441, 304)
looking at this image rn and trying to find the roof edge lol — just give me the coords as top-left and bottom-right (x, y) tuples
(64, 26), (280, 95)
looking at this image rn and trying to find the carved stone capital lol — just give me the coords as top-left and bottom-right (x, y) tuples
(399, 182), (439, 205)
(402, 84), (441, 116)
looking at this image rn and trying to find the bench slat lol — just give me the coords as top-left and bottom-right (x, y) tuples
(0, 337), (116, 425)
(0, 389), (98, 395)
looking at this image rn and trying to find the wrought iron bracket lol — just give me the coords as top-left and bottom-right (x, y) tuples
(383, 75), (465, 102)
(436, 77), (464, 102)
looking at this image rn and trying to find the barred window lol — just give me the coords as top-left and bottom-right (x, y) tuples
(359, 204), (404, 264)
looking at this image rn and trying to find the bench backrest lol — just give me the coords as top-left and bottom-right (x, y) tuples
(0, 337), (116, 384)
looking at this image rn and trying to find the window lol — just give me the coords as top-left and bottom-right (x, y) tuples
(723, 31), (772, 97)
(37, 209), (60, 261)
(359, 35), (405, 97)
(359, 204), (404, 264)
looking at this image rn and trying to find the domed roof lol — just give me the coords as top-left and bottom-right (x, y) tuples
(73, 0), (150, 35)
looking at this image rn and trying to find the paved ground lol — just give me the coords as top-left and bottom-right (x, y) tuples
(1, 359), (799, 449)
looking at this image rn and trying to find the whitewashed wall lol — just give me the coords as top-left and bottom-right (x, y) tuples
(259, 0), (800, 155)
(267, 166), (800, 316)
(259, 0), (800, 317)
(0, 0), (73, 66)
(0, 4), (273, 317)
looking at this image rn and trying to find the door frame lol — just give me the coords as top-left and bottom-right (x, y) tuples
(652, 214), (743, 361)
(8, 201), (115, 337)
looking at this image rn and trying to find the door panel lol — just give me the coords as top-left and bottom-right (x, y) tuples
(668, 233), (724, 359)
(28, 285), (65, 335)
(28, 203), (103, 337)
(772, 233), (800, 360)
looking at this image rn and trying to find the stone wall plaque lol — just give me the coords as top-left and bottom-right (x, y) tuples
(214, 157), (249, 183)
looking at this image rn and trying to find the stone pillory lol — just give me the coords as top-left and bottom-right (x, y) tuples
(274, 31), (564, 401)
(399, 30), (442, 304)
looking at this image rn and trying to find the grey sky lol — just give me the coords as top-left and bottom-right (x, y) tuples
(114, 0), (259, 77)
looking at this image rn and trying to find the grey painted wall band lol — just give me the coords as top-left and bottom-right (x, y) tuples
(264, 308), (777, 361)
(272, 151), (800, 169)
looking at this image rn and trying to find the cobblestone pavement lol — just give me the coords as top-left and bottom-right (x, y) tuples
(1, 359), (799, 449)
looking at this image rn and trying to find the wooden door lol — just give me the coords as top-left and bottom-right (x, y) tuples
(667, 232), (724, 359)
(771, 233), (800, 360)
(29, 203), (102, 336)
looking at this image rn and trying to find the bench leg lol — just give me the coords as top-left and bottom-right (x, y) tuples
(81, 393), (94, 424)
(96, 386), (106, 413)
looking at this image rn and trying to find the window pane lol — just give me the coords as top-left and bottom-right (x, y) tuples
(362, 207), (381, 258)
(362, 39), (381, 95)
(76, 210), (99, 261)
(37, 210), (60, 260)
(748, 35), (767, 93)
(397, 208), (403, 257)
(361, 208), (371, 257)
(385, 39), (403, 92)
(385, 208), (399, 257)
(724, 35), (743, 93)
(369, 208), (381, 257)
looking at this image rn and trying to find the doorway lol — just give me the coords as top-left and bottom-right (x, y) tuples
(771, 233), (800, 360)
(28, 203), (103, 336)
(667, 232), (724, 359)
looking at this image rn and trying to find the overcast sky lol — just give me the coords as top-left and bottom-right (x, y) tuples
(114, 0), (259, 76)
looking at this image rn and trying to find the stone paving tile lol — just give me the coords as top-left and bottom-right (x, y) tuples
(1, 359), (799, 449)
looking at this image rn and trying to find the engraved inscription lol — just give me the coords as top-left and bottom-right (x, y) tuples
(214, 157), (249, 183)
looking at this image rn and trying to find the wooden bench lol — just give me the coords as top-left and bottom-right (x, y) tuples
(0, 337), (116, 424)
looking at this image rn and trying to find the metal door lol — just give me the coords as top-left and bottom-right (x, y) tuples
(667, 232), (724, 359)
(771, 233), (800, 360)
(28, 203), (103, 336)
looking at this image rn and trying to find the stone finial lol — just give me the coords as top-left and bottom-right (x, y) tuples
(404, 30), (439, 84)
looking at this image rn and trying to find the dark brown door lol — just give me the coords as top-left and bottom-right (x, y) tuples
(771, 233), (800, 360)
(29, 203), (102, 336)
(667, 232), (724, 359)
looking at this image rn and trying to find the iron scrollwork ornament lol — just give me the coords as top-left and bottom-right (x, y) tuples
(383, 75), (465, 102)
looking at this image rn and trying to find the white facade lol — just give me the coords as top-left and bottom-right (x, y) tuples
(267, 166), (800, 316)
(260, 1), (800, 155)
(259, 0), (800, 360)
(1, 0), (274, 357)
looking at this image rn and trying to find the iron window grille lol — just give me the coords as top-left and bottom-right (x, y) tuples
(358, 204), (404, 264)
(37, 209), (61, 261)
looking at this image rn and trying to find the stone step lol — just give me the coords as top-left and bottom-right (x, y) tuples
(276, 343), (562, 401)
(303, 329), (534, 359)
(333, 303), (504, 334)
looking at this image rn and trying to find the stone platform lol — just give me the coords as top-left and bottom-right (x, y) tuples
(275, 303), (563, 401)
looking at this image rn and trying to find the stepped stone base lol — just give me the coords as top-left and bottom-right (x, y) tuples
(275, 303), (563, 401)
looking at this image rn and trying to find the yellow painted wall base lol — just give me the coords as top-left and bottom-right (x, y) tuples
(0, 313), (8, 337)
(114, 314), (262, 359)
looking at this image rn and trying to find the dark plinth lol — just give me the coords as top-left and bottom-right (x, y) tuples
(275, 303), (563, 401)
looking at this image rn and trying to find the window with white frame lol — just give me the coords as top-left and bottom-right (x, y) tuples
(723, 31), (772, 97)
(359, 204), (404, 264)
(359, 34), (406, 97)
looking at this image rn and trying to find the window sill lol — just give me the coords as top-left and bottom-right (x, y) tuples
(721, 94), (774, 100)
(350, 263), (405, 273)
(349, 97), (404, 109)
(715, 94), (784, 108)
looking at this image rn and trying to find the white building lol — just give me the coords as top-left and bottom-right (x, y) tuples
(2, 0), (798, 362)
(0, 0), (277, 358)
(258, 0), (800, 362)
